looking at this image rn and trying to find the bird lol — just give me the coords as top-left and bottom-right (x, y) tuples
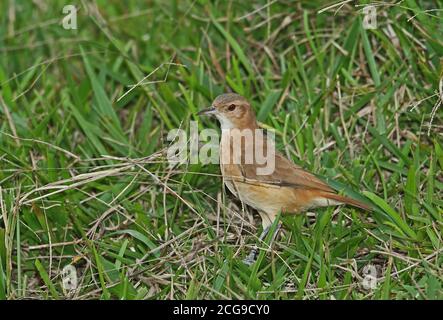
(197, 93), (371, 264)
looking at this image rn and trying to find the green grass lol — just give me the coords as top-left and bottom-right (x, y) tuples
(0, 0), (442, 300)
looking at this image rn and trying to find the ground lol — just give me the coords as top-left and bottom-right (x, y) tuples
(0, 0), (442, 299)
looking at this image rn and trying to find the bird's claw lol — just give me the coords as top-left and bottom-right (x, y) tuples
(243, 249), (257, 266)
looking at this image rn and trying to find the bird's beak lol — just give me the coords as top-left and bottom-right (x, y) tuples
(197, 106), (217, 116)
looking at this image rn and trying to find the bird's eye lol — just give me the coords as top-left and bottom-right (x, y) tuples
(227, 104), (236, 111)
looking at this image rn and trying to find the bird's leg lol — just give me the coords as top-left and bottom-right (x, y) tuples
(243, 226), (270, 265)
(243, 222), (281, 265)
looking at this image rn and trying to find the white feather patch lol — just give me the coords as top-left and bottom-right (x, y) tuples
(311, 197), (342, 208)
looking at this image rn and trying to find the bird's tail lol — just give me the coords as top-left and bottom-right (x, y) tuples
(321, 192), (372, 211)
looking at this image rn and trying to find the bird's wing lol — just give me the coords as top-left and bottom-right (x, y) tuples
(223, 128), (335, 193)
(240, 151), (335, 193)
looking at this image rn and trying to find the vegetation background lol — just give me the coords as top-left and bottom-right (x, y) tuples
(0, 0), (442, 300)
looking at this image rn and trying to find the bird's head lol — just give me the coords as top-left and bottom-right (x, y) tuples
(198, 93), (257, 129)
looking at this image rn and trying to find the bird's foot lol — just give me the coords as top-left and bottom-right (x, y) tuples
(243, 248), (257, 266)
